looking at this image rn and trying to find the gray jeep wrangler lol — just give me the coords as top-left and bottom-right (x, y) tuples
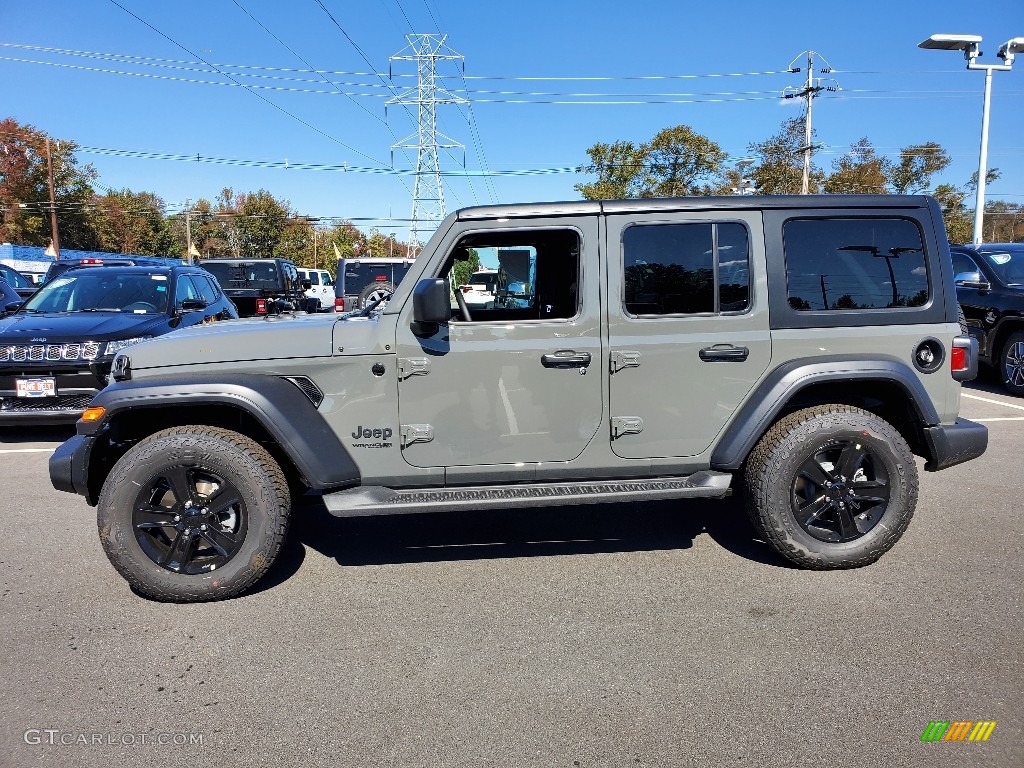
(50, 195), (988, 602)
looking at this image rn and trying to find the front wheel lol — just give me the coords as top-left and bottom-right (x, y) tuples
(999, 330), (1024, 397)
(744, 405), (918, 569)
(97, 426), (291, 602)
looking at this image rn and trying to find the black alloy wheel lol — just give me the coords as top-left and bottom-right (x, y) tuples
(791, 441), (891, 543)
(132, 465), (248, 575)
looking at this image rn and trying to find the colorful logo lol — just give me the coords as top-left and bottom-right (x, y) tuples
(921, 721), (997, 742)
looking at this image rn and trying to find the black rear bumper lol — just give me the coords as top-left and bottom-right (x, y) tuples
(922, 418), (988, 472)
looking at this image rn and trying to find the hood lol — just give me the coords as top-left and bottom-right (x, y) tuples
(125, 312), (342, 371)
(0, 311), (167, 345)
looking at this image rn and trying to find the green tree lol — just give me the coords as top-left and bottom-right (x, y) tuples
(934, 184), (972, 244)
(0, 118), (98, 249)
(576, 125), (726, 200)
(824, 138), (891, 194)
(889, 142), (951, 194)
(451, 248), (480, 288)
(747, 117), (824, 194)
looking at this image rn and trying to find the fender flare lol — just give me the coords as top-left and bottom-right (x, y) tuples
(710, 356), (941, 471)
(81, 373), (359, 490)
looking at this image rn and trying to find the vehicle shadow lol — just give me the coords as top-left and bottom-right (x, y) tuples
(267, 492), (795, 580)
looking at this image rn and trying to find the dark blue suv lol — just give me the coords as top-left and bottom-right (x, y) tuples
(0, 265), (238, 423)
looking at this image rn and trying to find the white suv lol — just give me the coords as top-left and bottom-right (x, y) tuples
(296, 268), (334, 312)
(458, 269), (498, 308)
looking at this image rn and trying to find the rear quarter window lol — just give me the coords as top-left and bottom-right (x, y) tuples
(784, 218), (929, 311)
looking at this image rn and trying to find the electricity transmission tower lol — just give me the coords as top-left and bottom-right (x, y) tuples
(388, 34), (467, 256)
(783, 51), (840, 194)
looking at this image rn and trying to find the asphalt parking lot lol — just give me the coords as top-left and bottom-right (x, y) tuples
(0, 383), (1021, 768)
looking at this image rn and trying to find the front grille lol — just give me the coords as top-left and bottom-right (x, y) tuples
(0, 342), (101, 363)
(0, 394), (94, 412)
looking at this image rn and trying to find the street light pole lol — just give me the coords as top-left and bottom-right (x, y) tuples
(919, 34), (1023, 245)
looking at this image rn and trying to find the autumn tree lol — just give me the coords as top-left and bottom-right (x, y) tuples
(0, 118), (98, 249)
(88, 188), (169, 255)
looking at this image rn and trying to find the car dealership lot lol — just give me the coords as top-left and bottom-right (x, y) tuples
(0, 386), (1020, 768)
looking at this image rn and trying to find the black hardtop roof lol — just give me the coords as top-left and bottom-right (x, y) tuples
(200, 257), (295, 264)
(457, 194), (936, 220)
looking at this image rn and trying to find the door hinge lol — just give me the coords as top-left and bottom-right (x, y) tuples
(611, 416), (644, 439)
(398, 357), (430, 380)
(400, 424), (434, 448)
(610, 350), (642, 373)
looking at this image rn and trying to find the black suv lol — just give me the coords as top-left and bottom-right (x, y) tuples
(0, 265), (237, 423)
(334, 256), (416, 311)
(951, 243), (1024, 396)
(201, 258), (314, 317)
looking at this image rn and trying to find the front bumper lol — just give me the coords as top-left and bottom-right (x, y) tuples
(49, 434), (94, 499)
(922, 418), (988, 471)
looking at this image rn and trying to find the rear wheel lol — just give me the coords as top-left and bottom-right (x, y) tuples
(97, 426), (290, 602)
(358, 281), (395, 309)
(999, 330), (1024, 397)
(744, 405), (918, 569)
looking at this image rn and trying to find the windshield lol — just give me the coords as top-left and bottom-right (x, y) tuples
(979, 249), (1024, 285)
(203, 261), (280, 289)
(21, 272), (170, 313)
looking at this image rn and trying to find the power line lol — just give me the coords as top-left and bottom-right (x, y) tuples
(106, 0), (389, 168)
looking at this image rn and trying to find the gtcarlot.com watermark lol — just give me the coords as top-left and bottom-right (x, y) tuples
(24, 729), (204, 747)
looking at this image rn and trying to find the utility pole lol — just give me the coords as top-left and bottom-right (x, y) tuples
(388, 34), (467, 257)
(184, 199), (194, 264)
(783, 52), (840, 194)
(45, 137), (61, 258)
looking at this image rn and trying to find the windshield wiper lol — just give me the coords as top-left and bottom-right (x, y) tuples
(340, 291), (393, 319)
(79, 308), (123, 312)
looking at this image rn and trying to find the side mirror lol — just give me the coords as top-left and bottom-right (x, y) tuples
(412, 278), (450, 334)
(179, 298), (206, 313)
(4, 301), (22, 314)
(302, 279), (312, 290)
(954, 271), (990, 290)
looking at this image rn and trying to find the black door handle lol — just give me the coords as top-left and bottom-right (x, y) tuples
(699, 345), (749, 362)
(542, 351), (592, 368)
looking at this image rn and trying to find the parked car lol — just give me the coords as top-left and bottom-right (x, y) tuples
(201, 258), (314, 317)
(334, 257), (415, 312)
(457, 269), (498, 308)
(296, 267), (334, 312)
(0, 264), (38, 299)
(0, 264), (237, 423)
(44, 255), (184, 283)
(951, 243), (1024, 396)
(0, 279), (22, 316)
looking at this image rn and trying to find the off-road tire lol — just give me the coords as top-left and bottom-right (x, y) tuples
(999, 329), (1024, 397)
(358, 281), (395, 309)
(744, 405), (918, 569)
(97, 426), (290, 602)
(958, 303), (968, 335)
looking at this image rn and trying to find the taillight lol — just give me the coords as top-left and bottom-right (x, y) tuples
(256, 298), (267, 315)
(334, 297), (345, 312)
(951, 346), (967, 373)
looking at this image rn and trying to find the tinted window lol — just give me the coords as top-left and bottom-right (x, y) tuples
(176, 274), (202, 304)
(622, 222), (749, 315)
(194, 275), (219, 303)
(203, 261), (281, 289)
(784, 218), (928, 311)
(308, 272), (320, 286)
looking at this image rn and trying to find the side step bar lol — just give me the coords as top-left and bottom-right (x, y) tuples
(322, 471), (733, 518)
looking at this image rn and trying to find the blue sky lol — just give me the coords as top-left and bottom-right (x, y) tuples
(3, 0), (1023, 242)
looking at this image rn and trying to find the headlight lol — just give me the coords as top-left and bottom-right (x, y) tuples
(103, 336), (153, 356)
